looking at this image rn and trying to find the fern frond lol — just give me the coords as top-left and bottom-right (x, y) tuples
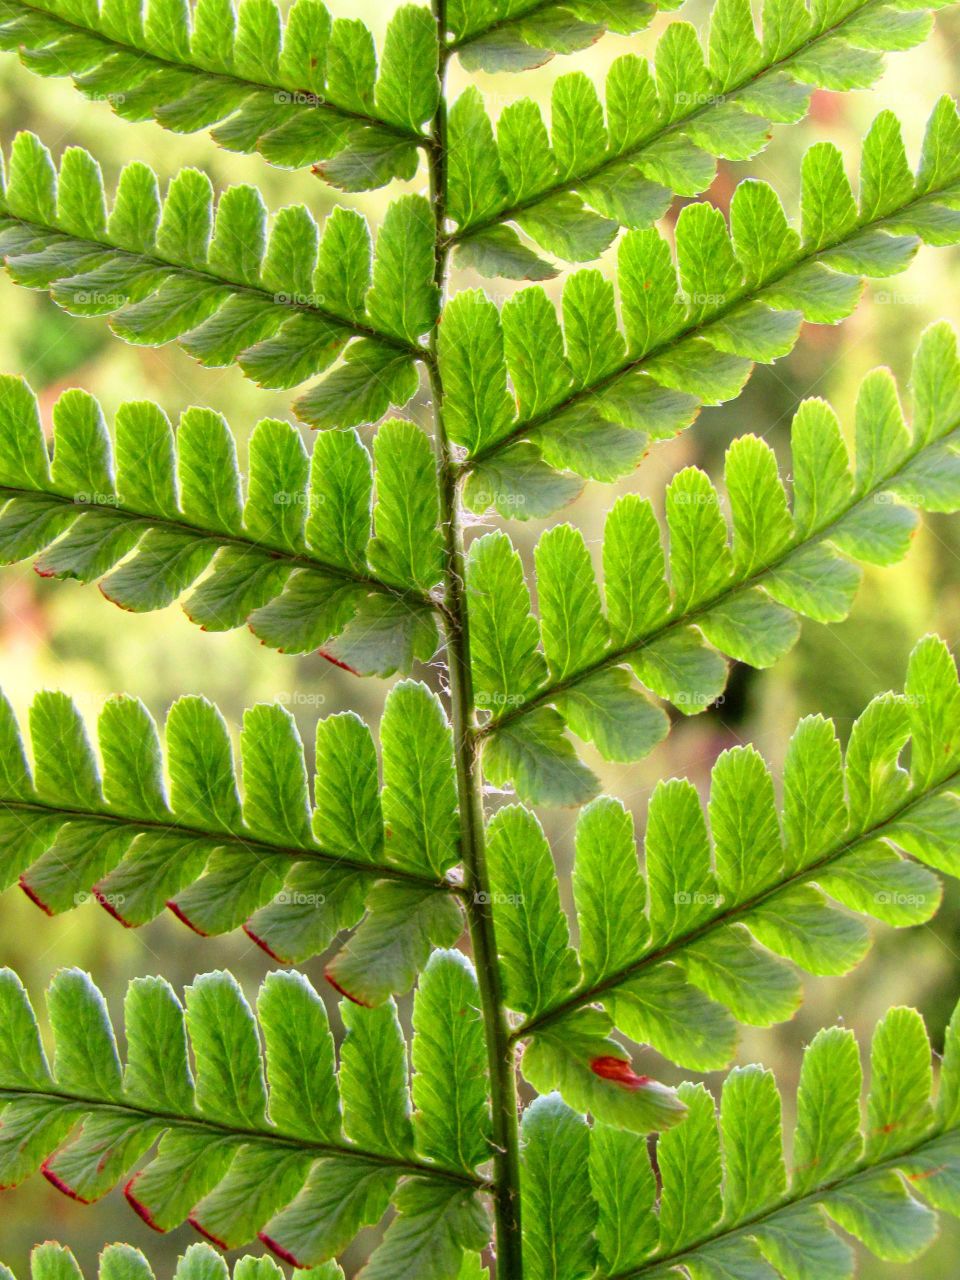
(9, 1000), (960, 1279)
(0, 681), (466, 992)
(525, 1000), (960, 1279)
(448, 100), (960, 508)
(443, 0), (679, 75)
(0, 0), (439, 190)
(480, 636), (960, 1101)
(0, 959), (517, 1273)
(0, 134), (438, 422)
(0, 378), (442, 669)
(446, 0), (951, 277)
(469, 323), (960, 804)
(3, 1242), (347, 1280)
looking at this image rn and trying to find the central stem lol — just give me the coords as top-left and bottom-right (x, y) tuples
(428, 8), (524, 1275)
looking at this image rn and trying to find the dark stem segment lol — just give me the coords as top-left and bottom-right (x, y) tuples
(511, 767), (960, 1042)
(429, 6), (525, 1274)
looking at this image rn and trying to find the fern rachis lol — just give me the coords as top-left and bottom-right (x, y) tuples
(0, 0), (958, 1276)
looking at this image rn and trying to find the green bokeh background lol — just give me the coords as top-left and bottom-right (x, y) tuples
(0, 0), (959, 1273)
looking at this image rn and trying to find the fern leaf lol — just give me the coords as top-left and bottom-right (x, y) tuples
(454, 100), (960, 513)
(469, 323), (960, 804)
(0, 136), (437, 418)
(443, 0), (678, 74)
(447, 0), (951, 277)
(1, 1242), (346, 1280)
(525, 999), (960, 1279)
(0, 377), (442, 667)
(16, 982), (960, 1280)
(0, 966), (497, 1274)
(0, 681), (467, 992)
(481, 637), (960, 1091)
(0, 0), (438, 189)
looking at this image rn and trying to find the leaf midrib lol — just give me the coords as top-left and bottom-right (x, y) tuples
(6, 0), (427, 143)
(0, 1083), (487, 1187)
(0, 793), (461, 893)
(511, 764), (960, 1041)
(443, 0), (594, 58)
(0, 480), (436, 609)
(0, 213), (424, 359)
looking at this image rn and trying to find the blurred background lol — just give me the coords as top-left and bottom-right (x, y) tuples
(0, 0), (959, 1273)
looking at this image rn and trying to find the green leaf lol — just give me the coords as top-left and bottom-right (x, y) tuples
(326, 883), (463, 1007)
(412, 951), (491, 1173)
(339, 998), (414, 1159)
(485, 806), (579, 1017)
(534, 524), (608, 678)
(519, 1095), (596, 1280)
(367, 421), (442, 592)
(440, 291), (515, 454)
(366, 196), (439, 345)
(374, 6), (440, 131)
(380, 681), (459, 878)
(573, 798), (648, 982)
(467, 532), (547, 714)
(361, 1179), (489, 1280)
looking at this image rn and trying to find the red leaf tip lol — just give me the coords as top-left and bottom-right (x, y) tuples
(242, 922), (290, 964)
(124, 1174), (165, 1233)
(590, 1056), (652, 1090)
(188, 1215), (230, 1250)
(317, 647), (360, 676)
(259, 1233), (303, 1269)
(165, 899), (209, 936)
(41, 1160), (91, 1204)
(325, 969), (373, 1007)
(18, 876), (53, 916)
(92, 886), (133, 927)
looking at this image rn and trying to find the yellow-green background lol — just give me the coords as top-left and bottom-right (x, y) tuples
(0, 0), (958, 1272)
